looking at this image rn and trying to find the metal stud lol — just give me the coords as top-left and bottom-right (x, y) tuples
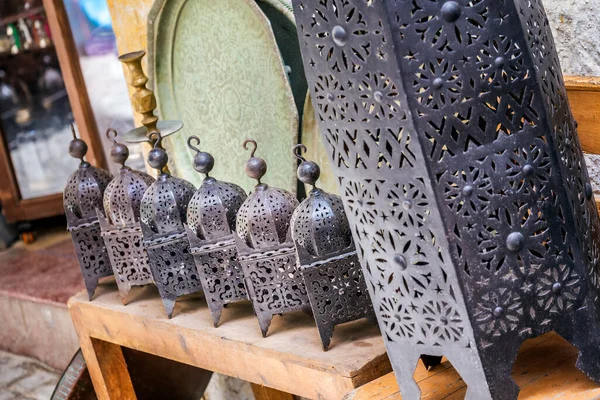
(440, 1), (461, 22)
(331, 25), (348, 46)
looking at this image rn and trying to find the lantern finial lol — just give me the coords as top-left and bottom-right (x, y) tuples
(293, 144), (320, 188)
(243, 138), (267, 184)
(188, 135), (215, 177)
(147, 132), (168, 172)
(106, 128), (129, 167)
(68, 124), (88, 163)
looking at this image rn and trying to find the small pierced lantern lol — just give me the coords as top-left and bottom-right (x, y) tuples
(98, 129), (155, 303)
(234, 139), (306, 337)
(63, 126), (113, 300)
(184, 136), (248, 327)
(290, 145), (376, 350)
(140, 133), (201, 318)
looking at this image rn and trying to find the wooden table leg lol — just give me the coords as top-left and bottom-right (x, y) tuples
(78, 335), (137, 400)
(251, 383), (295, 400)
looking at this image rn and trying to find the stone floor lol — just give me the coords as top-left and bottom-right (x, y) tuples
(0, 350), (59, 400)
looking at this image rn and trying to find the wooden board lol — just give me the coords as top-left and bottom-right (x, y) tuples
(565, 76), (600, 156)
(68, 282), (391, 400)
(344, 332), (600, 400)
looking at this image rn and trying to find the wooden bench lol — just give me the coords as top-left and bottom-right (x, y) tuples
(68, 283), (391, 400)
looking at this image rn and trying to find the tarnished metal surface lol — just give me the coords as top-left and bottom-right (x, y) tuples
(63, 126), (113, 300)
(185, 135), (249, 326)
(99, 129), (155, 303)
(291, 144), (375, 350)
(140, 132), (201, 318)
(292, 0), (600, 398)
(234, 139), (307, 337)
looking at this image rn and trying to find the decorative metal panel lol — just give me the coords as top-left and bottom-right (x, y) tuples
(187, 235), (248, 326)
(146, 0), (300, 193)
(99, 220), (153, 301)
(144, 232), (202, 318)
(299, 249), (376, 350)
(292, 0), (600, 398)
(185, 135), (249, 326)
(235, 139), (308, 336)
(67, 222), (112, 300)
(236, 241), (310, 336)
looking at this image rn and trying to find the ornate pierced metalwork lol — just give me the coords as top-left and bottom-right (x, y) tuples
(234, 139), (307, 337)
(64, 125), (113, 300)
(184, 135), (248, 327)
(291, 144), (376, 350)
(293, 0), (600, 398)
(98, 129), (155, 303)
(140, 132), (201, 318)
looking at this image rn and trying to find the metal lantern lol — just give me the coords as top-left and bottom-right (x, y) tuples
(290, 144), (376, 351)
(293, 0), (600, 398)
(184, 135), (248, 327)
(63, 125), (113, 300)
(98, 128), (155, 303)
(140, 132), (201, 318)
(234, 139), (306, 337)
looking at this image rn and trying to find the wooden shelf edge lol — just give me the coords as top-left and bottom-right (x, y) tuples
(0, 5), (45, 27)
(565, 76), (600, 92)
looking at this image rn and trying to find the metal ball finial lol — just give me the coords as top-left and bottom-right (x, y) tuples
(243, 138), (267, 184)
(147, 131), (168, 172)
(293, 144), (320, 187)
(68, 124), (88, 161)
(187, 135), (214, 177)
(106, 128), (129, 167)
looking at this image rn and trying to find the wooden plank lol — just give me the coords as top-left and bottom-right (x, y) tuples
(342, 333), (558, 400)
(565, 76), (600, 156)
(345, 333), (600, 400)
(68, 283), (390, 400)
(565, 76), (600, 92)
(77, 334), (136, 400)
(0, 123), (24, 222)
(3, 193), (65, 223)
(251, 384), (295, 400)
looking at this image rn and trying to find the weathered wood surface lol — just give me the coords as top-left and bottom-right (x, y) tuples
(68, 282), (390, 400)
(565, 76), (600, 156)
(344, 332), (600, 399)
(251, 383), (295, 400)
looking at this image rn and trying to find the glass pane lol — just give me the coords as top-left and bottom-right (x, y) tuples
(0, 0), (80, 199)
(63, 0), (144, 174)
